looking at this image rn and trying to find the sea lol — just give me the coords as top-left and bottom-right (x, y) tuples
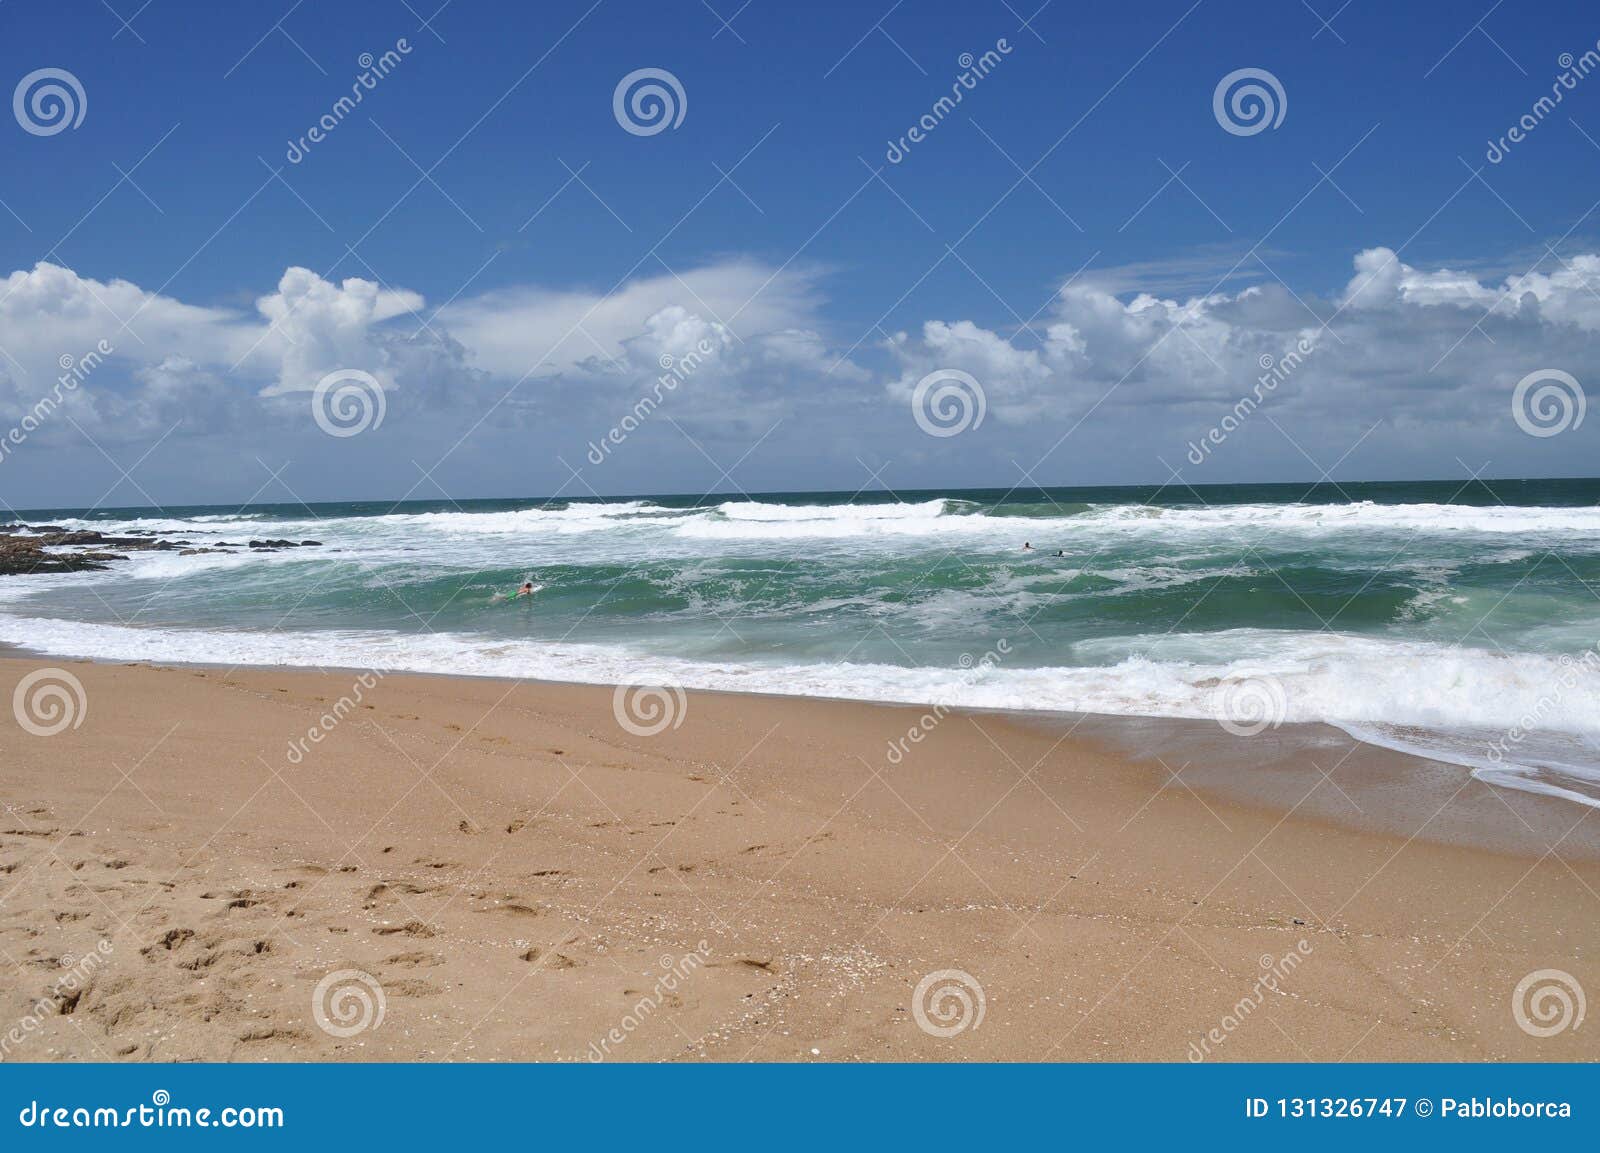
(4, 478), (1598, 808)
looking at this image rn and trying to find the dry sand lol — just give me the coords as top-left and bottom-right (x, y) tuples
(1, 656), (1596, 1062)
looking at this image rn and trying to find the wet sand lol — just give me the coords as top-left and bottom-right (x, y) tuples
(1, 656), (1596, 1062)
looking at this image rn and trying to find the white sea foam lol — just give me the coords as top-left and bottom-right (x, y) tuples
(8, 495), (1600, 808)
(1072, 500), (1600, 536)
(2, 612), (1596, 806)
(714, 498), (956, 521)
(29, 497), (1600, 548)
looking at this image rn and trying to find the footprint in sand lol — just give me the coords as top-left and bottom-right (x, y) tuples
(279, 864), (329, 878)
(141, 927), (195, 956)
(385, 951), (444, 968)
(373, 920), (437, 938)
(389, 880), (439, 896)
(519, 947), (579, 968)
(175, 949), (222, 972)
(237, 1026), (307, 1045)
(624, 986), (682, 1008)
(732, 958), (775, 972)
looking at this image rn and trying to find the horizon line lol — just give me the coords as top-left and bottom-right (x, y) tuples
(5, 474), (1599, 520)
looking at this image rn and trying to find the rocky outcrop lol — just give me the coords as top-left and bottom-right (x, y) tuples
(0, 524), (322, 575)
(0, 536), (122, 574)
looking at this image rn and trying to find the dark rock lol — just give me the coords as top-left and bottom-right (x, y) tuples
(0, 523), (256, 575)
(0, 537), (114, 574)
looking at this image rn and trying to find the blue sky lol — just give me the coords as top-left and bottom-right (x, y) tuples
(1, 0), (1597, 508)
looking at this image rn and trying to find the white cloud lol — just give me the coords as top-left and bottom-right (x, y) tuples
(0, 257), (865, 454)
(3, 248), (1594, 475)
(886, 319), (1056, 423)
(0, 262), (242, 384)
(250, 267), (427, 395)
(885, 246), (1600, 440)
(438, 258), (845, 383)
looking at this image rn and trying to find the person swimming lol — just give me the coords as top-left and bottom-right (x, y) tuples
(1023, 542), (1034, 550)
(514, 579), (536, 598)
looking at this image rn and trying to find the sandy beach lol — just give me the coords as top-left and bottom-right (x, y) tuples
(1, 655), (1596, 1062)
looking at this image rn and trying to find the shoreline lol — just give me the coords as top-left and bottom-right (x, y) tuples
(4, 638), (1594, 858)
(5, 481), (1599, 828)
(2, 655), (1597, 1061)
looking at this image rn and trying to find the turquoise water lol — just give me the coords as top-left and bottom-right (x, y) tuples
(4, 479), (1599, 805)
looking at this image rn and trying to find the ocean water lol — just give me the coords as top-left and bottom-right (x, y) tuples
(4, 479), (1599, 807)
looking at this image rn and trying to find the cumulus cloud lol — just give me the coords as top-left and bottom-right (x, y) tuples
(0, 258), (879, 492)
(3, 247), (1594, 488)
(886, 319), (1058, 423)
(0, 263), (252, 440)
(437, 260), (866, 437)
(439, 258), (834, 379)
(0, 262), (241, 393)
(250, 267), (427, 395)
(885, 246), (1600, 443)
(0, 262), (243, 359)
